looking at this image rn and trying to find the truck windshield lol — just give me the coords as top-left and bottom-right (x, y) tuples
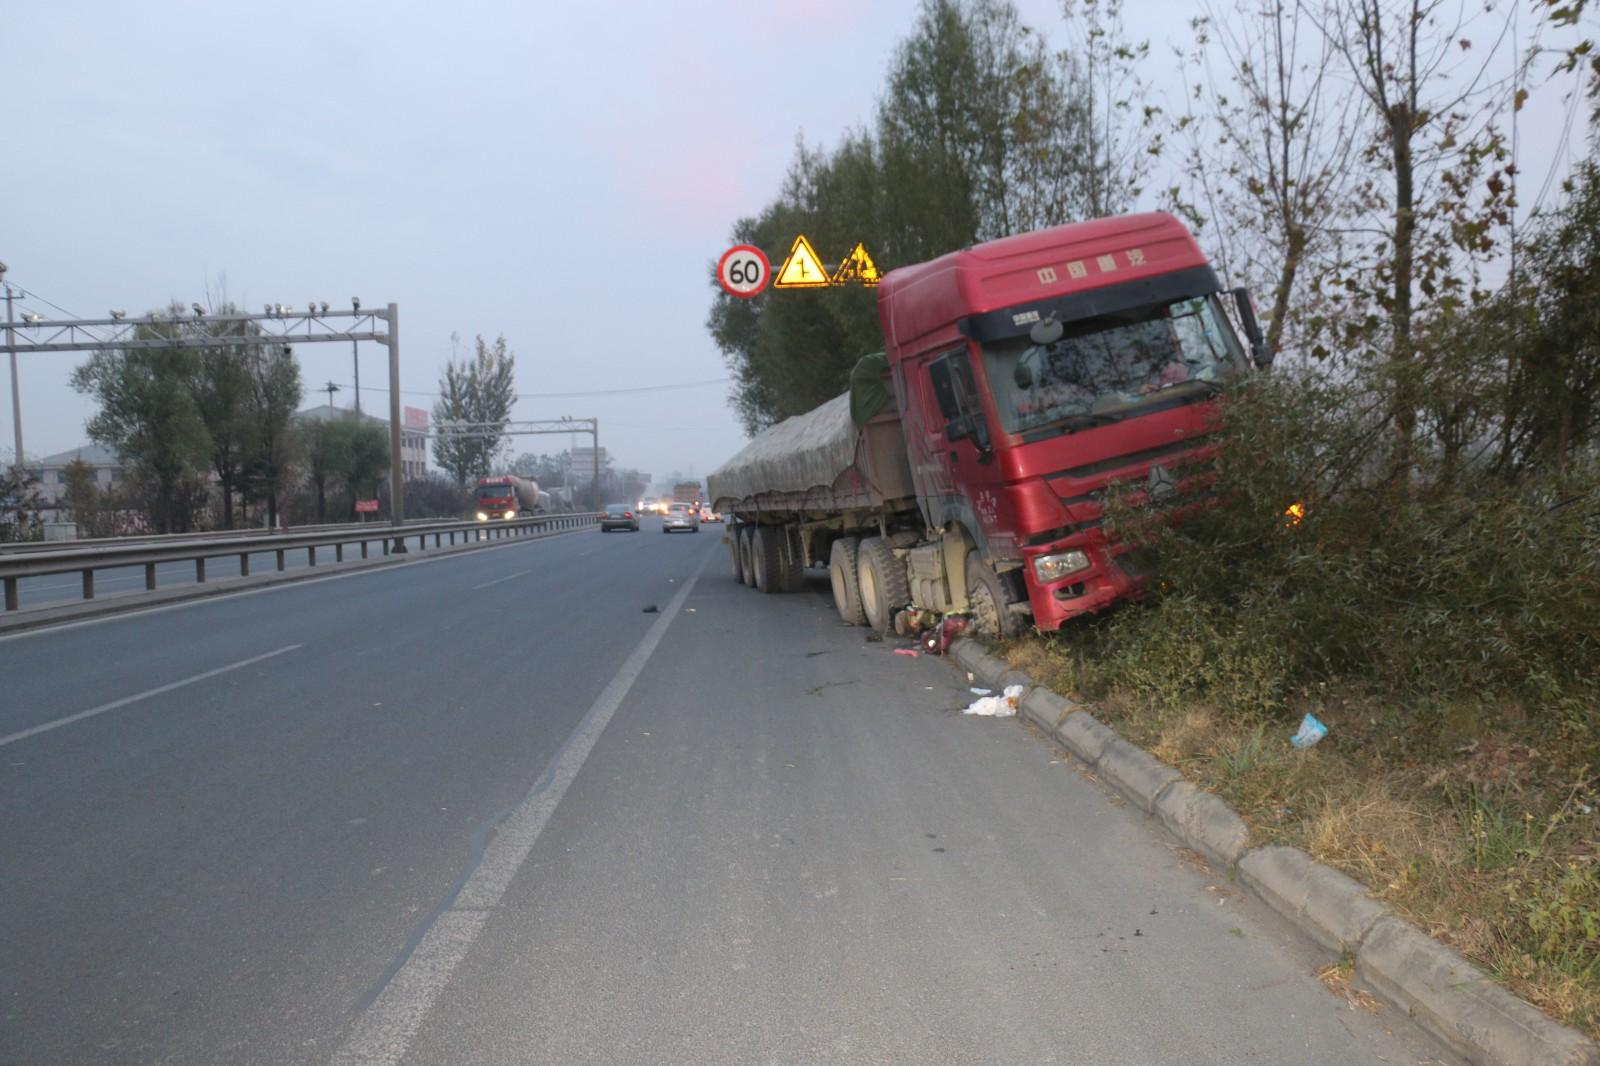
(982, 295), (1245, 436)
(476, 485), (512, 500)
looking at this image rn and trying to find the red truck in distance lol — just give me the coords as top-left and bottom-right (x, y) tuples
(474, 476), (550, 521)
(708, 211), (1270, 638)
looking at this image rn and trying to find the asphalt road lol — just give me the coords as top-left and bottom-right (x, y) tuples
(0, 516), (1454, 1065)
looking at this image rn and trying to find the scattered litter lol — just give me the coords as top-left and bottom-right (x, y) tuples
(1580, 803), (1594, 815)
(642, 605), (659, 613)
(966, 672), (975, 682)
(963, 684), (1024, 717)
(893, 648), (920, 658)
(1290, 713), (1329, 749)
(969, 687), (993, 696)
(686, 608), (696, 613)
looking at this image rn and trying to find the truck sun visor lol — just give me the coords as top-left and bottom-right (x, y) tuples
(958, 265), (1222, 344)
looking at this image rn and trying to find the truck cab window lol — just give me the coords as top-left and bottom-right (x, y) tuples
(928, 351), (980, 421)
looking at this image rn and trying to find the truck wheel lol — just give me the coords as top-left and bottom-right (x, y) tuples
(777, 526), (806, 593)
(737, 525), (757, 586)
(966, 551), (1022, 639)
(828, 538), (867, 625)
(856, 537), (911, 636)
(727, 526), (743, 580)
(752, 525), (784, 593)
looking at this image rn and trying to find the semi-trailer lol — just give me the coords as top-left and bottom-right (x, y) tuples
(707, 212), (1269, 638)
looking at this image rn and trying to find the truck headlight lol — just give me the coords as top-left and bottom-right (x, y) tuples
(476, 511), (489, 521)
(1032, 550), (1090, 584)
(504, 510), (515, 520)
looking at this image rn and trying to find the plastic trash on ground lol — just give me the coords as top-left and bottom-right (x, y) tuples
(1290, 713), (1329, 749)
(893, 648), (920, 658)
(963, 684), (1024, 717)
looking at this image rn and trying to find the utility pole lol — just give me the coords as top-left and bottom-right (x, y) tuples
(2, 273), (21, 471)
(383, 303), (405, 549)
(592, 418), (601, 510)
(352, 337), (361, 417)
(322, 380), (341, 408)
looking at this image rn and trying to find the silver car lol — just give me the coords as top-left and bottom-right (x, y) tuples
(662, 502), (700, 533)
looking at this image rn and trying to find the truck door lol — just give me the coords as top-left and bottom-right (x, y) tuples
(925, 349), (1005, 549)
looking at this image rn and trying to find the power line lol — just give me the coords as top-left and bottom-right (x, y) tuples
(333, 377), (730, 400)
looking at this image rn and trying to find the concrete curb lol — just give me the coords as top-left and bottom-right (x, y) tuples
(1237, 845), (1387, 955)
(1152, 781), (1250, 870)
(1094, 738), (1183, 814)
(1357, 917), (1600, 1066)
(942, 636), (1600, 1066)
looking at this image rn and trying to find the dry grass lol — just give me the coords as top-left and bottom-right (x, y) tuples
(1316, 957), (1384, 1013)
(1000, 636), (1600, 1040)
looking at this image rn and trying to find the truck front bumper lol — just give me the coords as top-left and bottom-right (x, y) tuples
(1018, 536), (1145, 630)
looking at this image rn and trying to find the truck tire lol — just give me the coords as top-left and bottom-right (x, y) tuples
(727, 525), (744, 580)
(856, 536), (911, 636)
(828, 538), (867, 626)
(752, 525), (784, 594)
(966, 550), (1023, 639)
(777, 526), (806, 593)
(737, 525), (757, 586)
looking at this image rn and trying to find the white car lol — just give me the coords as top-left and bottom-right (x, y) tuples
(662, 503), (700, 533)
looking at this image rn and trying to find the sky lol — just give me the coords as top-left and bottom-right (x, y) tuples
(1, 0), (1590, 486)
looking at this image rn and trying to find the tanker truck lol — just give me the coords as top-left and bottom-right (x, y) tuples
(474, 475), (550, 521)
(706, 211), (1270, 638)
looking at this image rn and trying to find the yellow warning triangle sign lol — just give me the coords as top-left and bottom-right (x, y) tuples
(773, 235), (831, 289)
(831, 242), (881, 287)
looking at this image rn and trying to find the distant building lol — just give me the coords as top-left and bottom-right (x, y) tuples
(27, 444), (126, 506)
(296, 403), (429, 480)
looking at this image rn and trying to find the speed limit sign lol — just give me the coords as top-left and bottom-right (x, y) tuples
(717, 244), (771, 298)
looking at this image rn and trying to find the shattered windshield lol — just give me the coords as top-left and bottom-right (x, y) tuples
(982, 295), (1246, 436)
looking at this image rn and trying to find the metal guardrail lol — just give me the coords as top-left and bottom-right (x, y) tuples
(0, 513), (600, 611)
(0, 514), (561, 554)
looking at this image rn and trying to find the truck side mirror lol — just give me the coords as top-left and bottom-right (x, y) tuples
(1231, 287), (1274, 368)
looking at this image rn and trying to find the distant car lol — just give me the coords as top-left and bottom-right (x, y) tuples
(662, 502), (700, 533)
(700, 506), (721, 523)
(600, 503), (640, 532)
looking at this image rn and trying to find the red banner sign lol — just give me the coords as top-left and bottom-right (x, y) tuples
(354, 499), (379, 513)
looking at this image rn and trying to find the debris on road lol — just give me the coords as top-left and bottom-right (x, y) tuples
(963, 684), (1024, 717)
(642, 605), (659, 613)
(1290, 713), (1328, 749)
(969, 687), (993, 696)
(893, 648), (920, 658)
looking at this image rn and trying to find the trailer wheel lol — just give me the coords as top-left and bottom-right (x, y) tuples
(966, 551), (1023, 639)
(857, 537), (911, 636)
(828, 538), (867, 625)
(751, 525), (784, 593)
(727, 525), (744, 580)
(737, 525), (757, 586)
(777, 526), (806, 593)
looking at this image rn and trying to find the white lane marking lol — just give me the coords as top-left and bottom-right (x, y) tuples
(0, 527), (600, 645)
(0, 644), (303, 748)
(332, 552), (710, 1066)
(469, 568), (532, 591)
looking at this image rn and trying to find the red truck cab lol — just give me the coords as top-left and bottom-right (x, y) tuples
(475, 477), (519, 521)
(877, 212), (1263, 630)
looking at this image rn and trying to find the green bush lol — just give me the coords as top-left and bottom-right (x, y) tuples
(1084, 372), (1600, 723)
